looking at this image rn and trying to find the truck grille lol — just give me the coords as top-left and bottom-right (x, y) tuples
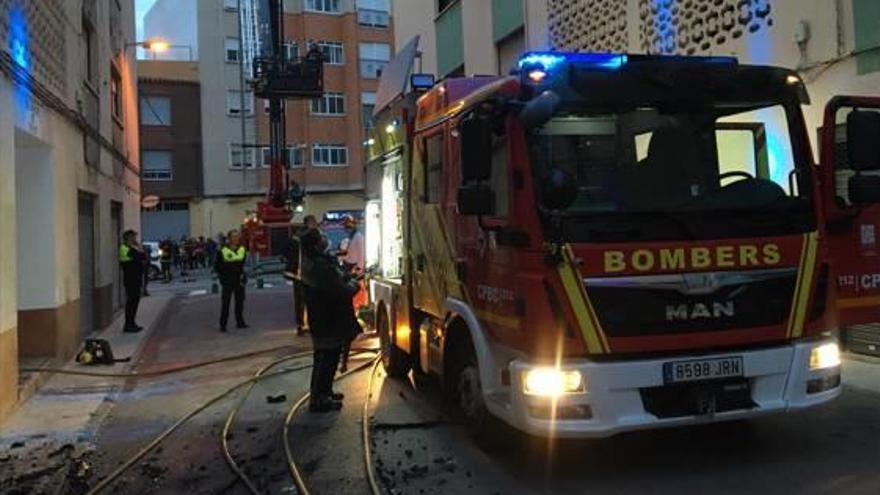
(585, 268), (797, 337)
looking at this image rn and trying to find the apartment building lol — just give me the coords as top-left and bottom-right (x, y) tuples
(138, 61), (204, 241)
(144, 0), (394, 237)
(0, 0), (140, 418)
(393, 0), (880, 147)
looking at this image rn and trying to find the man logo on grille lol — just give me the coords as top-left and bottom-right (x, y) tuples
(665, 301), (735, 321)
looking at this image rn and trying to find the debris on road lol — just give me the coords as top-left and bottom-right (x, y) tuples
(266, 393), (287, 403)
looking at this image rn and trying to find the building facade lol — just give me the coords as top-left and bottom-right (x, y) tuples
(144, 0), (394, 238)
(138, 61), (204, 241)
(0, 0), (140, 418)
(393, 0), (880, 150)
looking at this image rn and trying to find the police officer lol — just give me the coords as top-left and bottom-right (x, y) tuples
(119, 230), (146, 333)
(217, 229), (249, 332)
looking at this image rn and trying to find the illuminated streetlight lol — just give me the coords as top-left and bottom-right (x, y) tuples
(143, 39), (170, 52)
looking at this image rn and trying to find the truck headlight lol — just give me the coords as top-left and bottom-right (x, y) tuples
(809, 342), (841, 370)
(523, 368), (584, 397)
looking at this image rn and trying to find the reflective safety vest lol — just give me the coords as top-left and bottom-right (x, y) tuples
(221, 246), (246, 262)
(119, 244), (133, 262)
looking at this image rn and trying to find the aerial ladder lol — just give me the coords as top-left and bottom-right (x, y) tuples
(244, 0), (324, 255)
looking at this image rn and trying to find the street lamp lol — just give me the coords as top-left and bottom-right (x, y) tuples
(125, 38), (194, 60)
(126, 38), (170, 53)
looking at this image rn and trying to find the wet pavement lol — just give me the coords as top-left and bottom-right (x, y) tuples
(2, 286), (879, 494)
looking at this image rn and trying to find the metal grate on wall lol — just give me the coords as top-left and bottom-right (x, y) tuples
(638, 0), (773, 55)
(548, 0), (629, 53)
(547, 0), (774, 56)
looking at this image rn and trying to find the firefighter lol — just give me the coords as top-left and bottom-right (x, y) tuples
(299, 228), (360, 412)
(284, 215), (319, 336)
(216, 229), (249, 332)
(336, 215), (366, 372)
(119, 230), (146, 333)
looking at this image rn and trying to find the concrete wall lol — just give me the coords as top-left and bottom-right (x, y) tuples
(392, 0), (437, 75)
(0, 0), (140, 418)
(0, 76), (19, 418)
(194, 0), (260, 196)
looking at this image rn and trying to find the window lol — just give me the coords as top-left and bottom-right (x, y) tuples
(110, 69), (122, 120)
(226, 90), (254, 116)
(357, 0), (390, 27)
(854, 0), (880, 74)
(224, 0), (238, 10)
(83, 17), (97, 85)
(142, 150), (173, 180)
(311, 92), (345, 115)
(225, 38), (240, 62)
(490, 136), (509, 215)
(359, 42), (390, 78)
(261, 146), (305, 167)
(312, 144), (348, 166)
(424, 134), (444, 203)
(139, 96), (171, 126)
(362, 92), (376, 129)
(306, 0), (341, 13)
(229, 144), (256, 169)
(283, 42), (299, 62)
(317, 41), (344, 65)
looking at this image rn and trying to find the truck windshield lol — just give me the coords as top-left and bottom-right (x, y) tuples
(528, 103), (815, 242)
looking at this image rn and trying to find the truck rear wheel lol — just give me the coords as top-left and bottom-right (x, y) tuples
(378, 308), (410, 378)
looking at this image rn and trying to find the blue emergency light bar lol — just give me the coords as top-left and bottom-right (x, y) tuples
(517, 52), (628, 72)
(517, 51), (738, 75)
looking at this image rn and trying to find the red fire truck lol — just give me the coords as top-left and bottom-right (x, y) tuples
(363, 43), (880, 438)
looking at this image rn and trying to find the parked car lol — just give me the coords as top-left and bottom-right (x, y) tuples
(142, 241), (162, 280)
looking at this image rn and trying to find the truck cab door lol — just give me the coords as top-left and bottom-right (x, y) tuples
(821, 96), (880, 335)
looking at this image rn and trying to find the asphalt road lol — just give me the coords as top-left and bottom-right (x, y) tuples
(40, 289), (880, 494)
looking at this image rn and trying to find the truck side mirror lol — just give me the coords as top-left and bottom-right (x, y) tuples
(460, 113), (492, 182)
(519, 90), (561, 129)
(847, 111), (880, 171)
(457, 184), (495, 216)
(541, 168), (578, 211)
(846, 111), (880, 205)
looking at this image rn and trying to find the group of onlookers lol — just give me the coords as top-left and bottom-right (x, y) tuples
(155, 235), (222, 282)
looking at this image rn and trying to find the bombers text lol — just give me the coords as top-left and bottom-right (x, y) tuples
(603, 244), (781, 273)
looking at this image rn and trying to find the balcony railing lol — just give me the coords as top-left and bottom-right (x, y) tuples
(358, 9), (389, 28)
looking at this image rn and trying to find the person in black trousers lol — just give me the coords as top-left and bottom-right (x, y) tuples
(299, 229), (360, 412)
(119, 230), (146, 333)
(283, 215), (319, 335)
(216, 230), (249, 332)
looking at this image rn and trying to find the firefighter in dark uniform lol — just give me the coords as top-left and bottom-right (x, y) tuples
(119, 230), (146, 333)
(299, 228), (360, 412)
(216, 229), (249, 332)
(283, 215), (319, 335)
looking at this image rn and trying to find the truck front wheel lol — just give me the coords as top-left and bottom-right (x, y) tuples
(452, 336), (491, 433)
(378, 308), (410, 378)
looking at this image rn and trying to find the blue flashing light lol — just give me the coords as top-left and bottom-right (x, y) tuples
(8, 7), (29, 70)
(517, 52), (628, 72)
